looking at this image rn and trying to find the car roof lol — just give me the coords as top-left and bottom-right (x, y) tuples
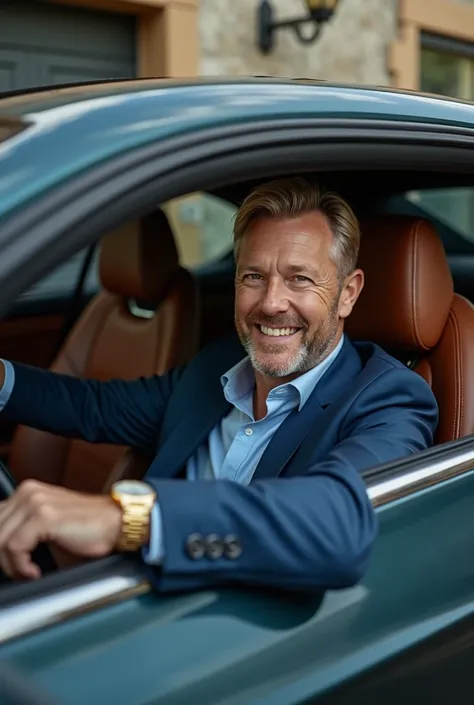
(1, 77), (474, 221)
(1, 76), (474, 125)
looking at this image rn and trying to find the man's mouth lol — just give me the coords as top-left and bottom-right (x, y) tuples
(257, 324), (300, 337)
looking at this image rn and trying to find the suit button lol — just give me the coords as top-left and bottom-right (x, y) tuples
(223, 535), (242, 560)
(205, 534), (224, 560)
(185, 533), (205, 560)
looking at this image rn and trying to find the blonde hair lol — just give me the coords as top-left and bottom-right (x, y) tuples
(233, 177), (360, 280)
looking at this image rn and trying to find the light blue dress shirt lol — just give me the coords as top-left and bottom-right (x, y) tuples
(0, 335), (344, 565)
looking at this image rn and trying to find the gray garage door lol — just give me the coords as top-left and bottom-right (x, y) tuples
(0, 0), (136, 92)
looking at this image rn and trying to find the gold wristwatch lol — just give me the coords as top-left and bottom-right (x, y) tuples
(110, 480), (157, 551)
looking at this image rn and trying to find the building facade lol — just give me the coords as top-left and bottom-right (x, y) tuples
(2, 0), (474, 101)
(0, 0), (198, 91)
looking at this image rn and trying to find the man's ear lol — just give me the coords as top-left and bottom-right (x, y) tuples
(338, 269), (364, 320)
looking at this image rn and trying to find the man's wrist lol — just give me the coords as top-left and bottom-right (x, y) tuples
(101, 497), (123, 550)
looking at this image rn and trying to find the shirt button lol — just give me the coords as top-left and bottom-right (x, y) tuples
(245, 427), (253, 436)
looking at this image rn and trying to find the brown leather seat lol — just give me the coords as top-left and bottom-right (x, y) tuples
(9, 208), (200, 493)
(346, 214), (474, 445)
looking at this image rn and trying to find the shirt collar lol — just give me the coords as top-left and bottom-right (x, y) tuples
(221, 334), (345, 411)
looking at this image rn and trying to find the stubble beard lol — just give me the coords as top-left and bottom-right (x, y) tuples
(236, 299), (341, 378)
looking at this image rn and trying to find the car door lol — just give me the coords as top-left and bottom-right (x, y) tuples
(1, 442), (474, 705)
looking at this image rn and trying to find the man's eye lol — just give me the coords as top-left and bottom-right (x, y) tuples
(244, 273), (263, 281)
(292, 275), (311, 283)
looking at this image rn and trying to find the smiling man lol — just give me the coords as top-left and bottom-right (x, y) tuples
(0, 177), (438, 588)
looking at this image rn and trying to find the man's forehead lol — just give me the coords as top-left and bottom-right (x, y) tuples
(241, 216), (332, 256)
(249, 210), (330, 230)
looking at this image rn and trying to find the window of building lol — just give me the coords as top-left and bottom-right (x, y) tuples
(420, 35), (474, 100)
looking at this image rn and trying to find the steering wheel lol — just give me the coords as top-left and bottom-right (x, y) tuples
(0, 459), (58, 579)
(0, 458), (16, 500)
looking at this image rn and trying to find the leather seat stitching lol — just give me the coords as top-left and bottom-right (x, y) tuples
(446, 307), (463, 439)
(414, 220), (428, 350)
(409, 221), (419, 349)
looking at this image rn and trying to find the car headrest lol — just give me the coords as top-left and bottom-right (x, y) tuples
(346, 215), (454, 351)
(99, 208), (180, 301)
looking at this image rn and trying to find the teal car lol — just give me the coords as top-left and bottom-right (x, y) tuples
(1, 77), (474, 705)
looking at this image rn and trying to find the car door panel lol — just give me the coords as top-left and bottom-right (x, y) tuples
(0, 249), (99, 454)
(0, 313), (66, 453)
(1, 459), (474, 705)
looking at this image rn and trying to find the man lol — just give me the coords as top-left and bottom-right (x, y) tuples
(0, 177), (438, 589)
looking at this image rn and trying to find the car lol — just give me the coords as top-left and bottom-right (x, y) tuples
(1, 77), (474, 705)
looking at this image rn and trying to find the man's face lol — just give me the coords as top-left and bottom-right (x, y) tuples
(234, 211), (361, 379)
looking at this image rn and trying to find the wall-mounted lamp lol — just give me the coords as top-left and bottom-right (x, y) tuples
(257, 0), (340, 54)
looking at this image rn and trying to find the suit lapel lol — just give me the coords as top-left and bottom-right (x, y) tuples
(252, 337), (362, 481)
(251, 393), (325, 481)
(148, 335), (362, 482)
(150, 387), (231, 480)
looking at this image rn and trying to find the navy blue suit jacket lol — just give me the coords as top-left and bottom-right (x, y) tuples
(4, 335), (438, 592)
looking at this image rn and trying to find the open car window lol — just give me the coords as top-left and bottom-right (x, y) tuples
(380, 186), (474, 253)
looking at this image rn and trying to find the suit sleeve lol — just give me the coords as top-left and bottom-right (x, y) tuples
(2, 361), (183, 451)
(144, 367), (438, 592)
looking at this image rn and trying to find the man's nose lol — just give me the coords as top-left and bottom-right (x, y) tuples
(259, 279), (290, 316)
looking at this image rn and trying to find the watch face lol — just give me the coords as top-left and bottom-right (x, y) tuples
(114, 480), (153, 497)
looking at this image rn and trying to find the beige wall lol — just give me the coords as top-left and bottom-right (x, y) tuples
(50, 0), (474, 91)
(390, 0), (474, 89)
(199, 0), (474, 92)
(199, 0), (398, 86)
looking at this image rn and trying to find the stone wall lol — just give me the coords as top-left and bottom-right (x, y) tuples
(199, 0), (398, 86)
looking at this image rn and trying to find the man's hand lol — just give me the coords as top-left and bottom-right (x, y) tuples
(0, 480), (122, 580)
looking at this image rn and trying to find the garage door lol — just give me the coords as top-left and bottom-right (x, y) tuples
(0, 0), (136, 92)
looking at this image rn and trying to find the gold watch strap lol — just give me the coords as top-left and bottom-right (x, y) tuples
(116, 502), (152, 552)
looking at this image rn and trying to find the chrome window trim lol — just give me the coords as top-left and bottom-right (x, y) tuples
(1, 443), (474, 646)
(367, 445), (474, 506)
(0, 561), (149, 645)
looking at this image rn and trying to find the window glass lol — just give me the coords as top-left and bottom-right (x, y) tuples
(415, 46), (474, 246)
(16, 192), (236, 306)
(17, 248), (99, 304)
(164, 193), (237, 268)
(406, 188), (474, 244)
